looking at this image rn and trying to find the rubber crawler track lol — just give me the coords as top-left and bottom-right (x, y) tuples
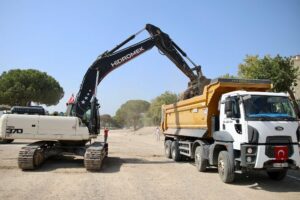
(18, 141), (48, 170)
(84, 142), (106, 171)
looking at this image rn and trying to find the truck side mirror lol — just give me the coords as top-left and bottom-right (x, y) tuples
(225, 99), (233, 118)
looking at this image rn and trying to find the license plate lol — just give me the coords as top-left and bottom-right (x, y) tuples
(273, 162), (288, 168)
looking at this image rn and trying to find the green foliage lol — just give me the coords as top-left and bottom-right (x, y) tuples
(100, 114), (113, 127)
(114, 100), (150, 130)
(100, 114), (120, 128)
(0, 69), (64, 106)
(238, 55), (300, 116)
(238, 55), (299, 92)
(147, 91), (178, 125)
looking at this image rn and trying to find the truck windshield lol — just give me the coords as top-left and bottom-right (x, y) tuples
(243, 95), (297, 121)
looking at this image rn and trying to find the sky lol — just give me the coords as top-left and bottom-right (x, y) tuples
(0, 0), (300, 115)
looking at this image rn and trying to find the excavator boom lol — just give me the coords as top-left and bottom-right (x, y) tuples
(72, 24), (210, 134)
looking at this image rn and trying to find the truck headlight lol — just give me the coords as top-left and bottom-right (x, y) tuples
(246, 157), (252, 162)
(247, 147), (253, 154)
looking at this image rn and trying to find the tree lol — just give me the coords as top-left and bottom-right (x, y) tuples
(0, 69), (64, 106)
(114, 100), (150, 130)
(100, 114), (120, 128)
(147, 91), (178, 125)
(238, 55), (300, 115)
(100, 114), (113, 128)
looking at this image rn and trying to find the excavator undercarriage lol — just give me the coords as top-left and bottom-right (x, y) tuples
(18, 140), (108, 171)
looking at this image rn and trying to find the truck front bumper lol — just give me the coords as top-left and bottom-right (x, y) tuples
(240, 144), (300, 169)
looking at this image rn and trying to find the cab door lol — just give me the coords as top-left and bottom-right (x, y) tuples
(222, 96), (243, 150)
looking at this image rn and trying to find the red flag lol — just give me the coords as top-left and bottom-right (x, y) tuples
(67, 94), (75, 105)
(274, 146), (288, 161)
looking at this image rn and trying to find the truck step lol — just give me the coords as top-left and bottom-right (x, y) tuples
(178, 141), (192, 157)
(179, 151), (191, 157)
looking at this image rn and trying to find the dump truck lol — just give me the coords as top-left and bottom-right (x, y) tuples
(161, 78), (300, 183)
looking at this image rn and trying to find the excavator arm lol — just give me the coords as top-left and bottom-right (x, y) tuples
(71, 24), (210, 134)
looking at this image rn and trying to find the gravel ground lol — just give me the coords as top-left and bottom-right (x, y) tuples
(0, 127), (300, 200)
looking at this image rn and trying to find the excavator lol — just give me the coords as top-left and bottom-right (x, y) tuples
(0, 24), (210, 171)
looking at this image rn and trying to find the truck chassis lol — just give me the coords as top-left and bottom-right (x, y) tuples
(164, 135), (299, 183)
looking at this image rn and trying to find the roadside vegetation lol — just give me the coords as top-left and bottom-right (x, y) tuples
(1, 54), (299, 128)
(238, 55), (300, 115)
(100, 92), (178, 130)
(0, 69), (64, 106)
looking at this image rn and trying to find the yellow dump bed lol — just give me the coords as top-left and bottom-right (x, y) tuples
(161, 78), (272, 138)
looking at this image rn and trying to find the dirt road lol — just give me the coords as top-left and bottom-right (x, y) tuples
(0, 127), (300, 200)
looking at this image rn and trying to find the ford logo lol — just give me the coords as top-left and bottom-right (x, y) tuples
(275, 126), (284, 131)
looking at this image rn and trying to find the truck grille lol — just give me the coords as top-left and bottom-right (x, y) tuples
(265, 136), (293, 158)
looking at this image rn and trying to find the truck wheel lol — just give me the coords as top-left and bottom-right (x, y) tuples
(171, 141), (181, 161)
(267, 169), (287, 181)
(195, 146), (208, 172)
(218, 151), (235, 183)
(164, 140), (172, 159)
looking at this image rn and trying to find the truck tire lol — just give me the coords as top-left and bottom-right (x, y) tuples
(267, 169), (287, 181)
(218, 151), (235, 183)
(164, 140), (172, 159)
(171, 141), (181, 161)
(195, 146), (208, 172)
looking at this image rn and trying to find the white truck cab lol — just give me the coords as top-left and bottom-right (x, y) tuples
(220, 91), (300, 170)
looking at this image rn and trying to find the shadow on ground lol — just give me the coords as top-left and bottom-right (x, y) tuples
(0, 142), (30, 146)
(99, 156), (175, 173)
(231, 170), (300, 192)
(33, 155), (85, 172)
(23, 155), (174, 173)
(188, 161), (300, 192)
(22, 155), (300, 193)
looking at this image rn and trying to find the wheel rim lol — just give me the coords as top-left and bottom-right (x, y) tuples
(165, 143), (169, 155)
(195, 152), (200, 166)
(218, 159), (225, 176)
(172, 148), (175, 158)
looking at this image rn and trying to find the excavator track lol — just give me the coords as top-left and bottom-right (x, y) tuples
(18, 141), (57, 170)
(18, 142), (45, 170)
(84, 142), (106, 171)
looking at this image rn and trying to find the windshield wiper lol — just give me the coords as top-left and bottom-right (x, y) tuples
(277, 116), (297, 121)
(256, 116), (274, 121)
(248, 115), (296, 121)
